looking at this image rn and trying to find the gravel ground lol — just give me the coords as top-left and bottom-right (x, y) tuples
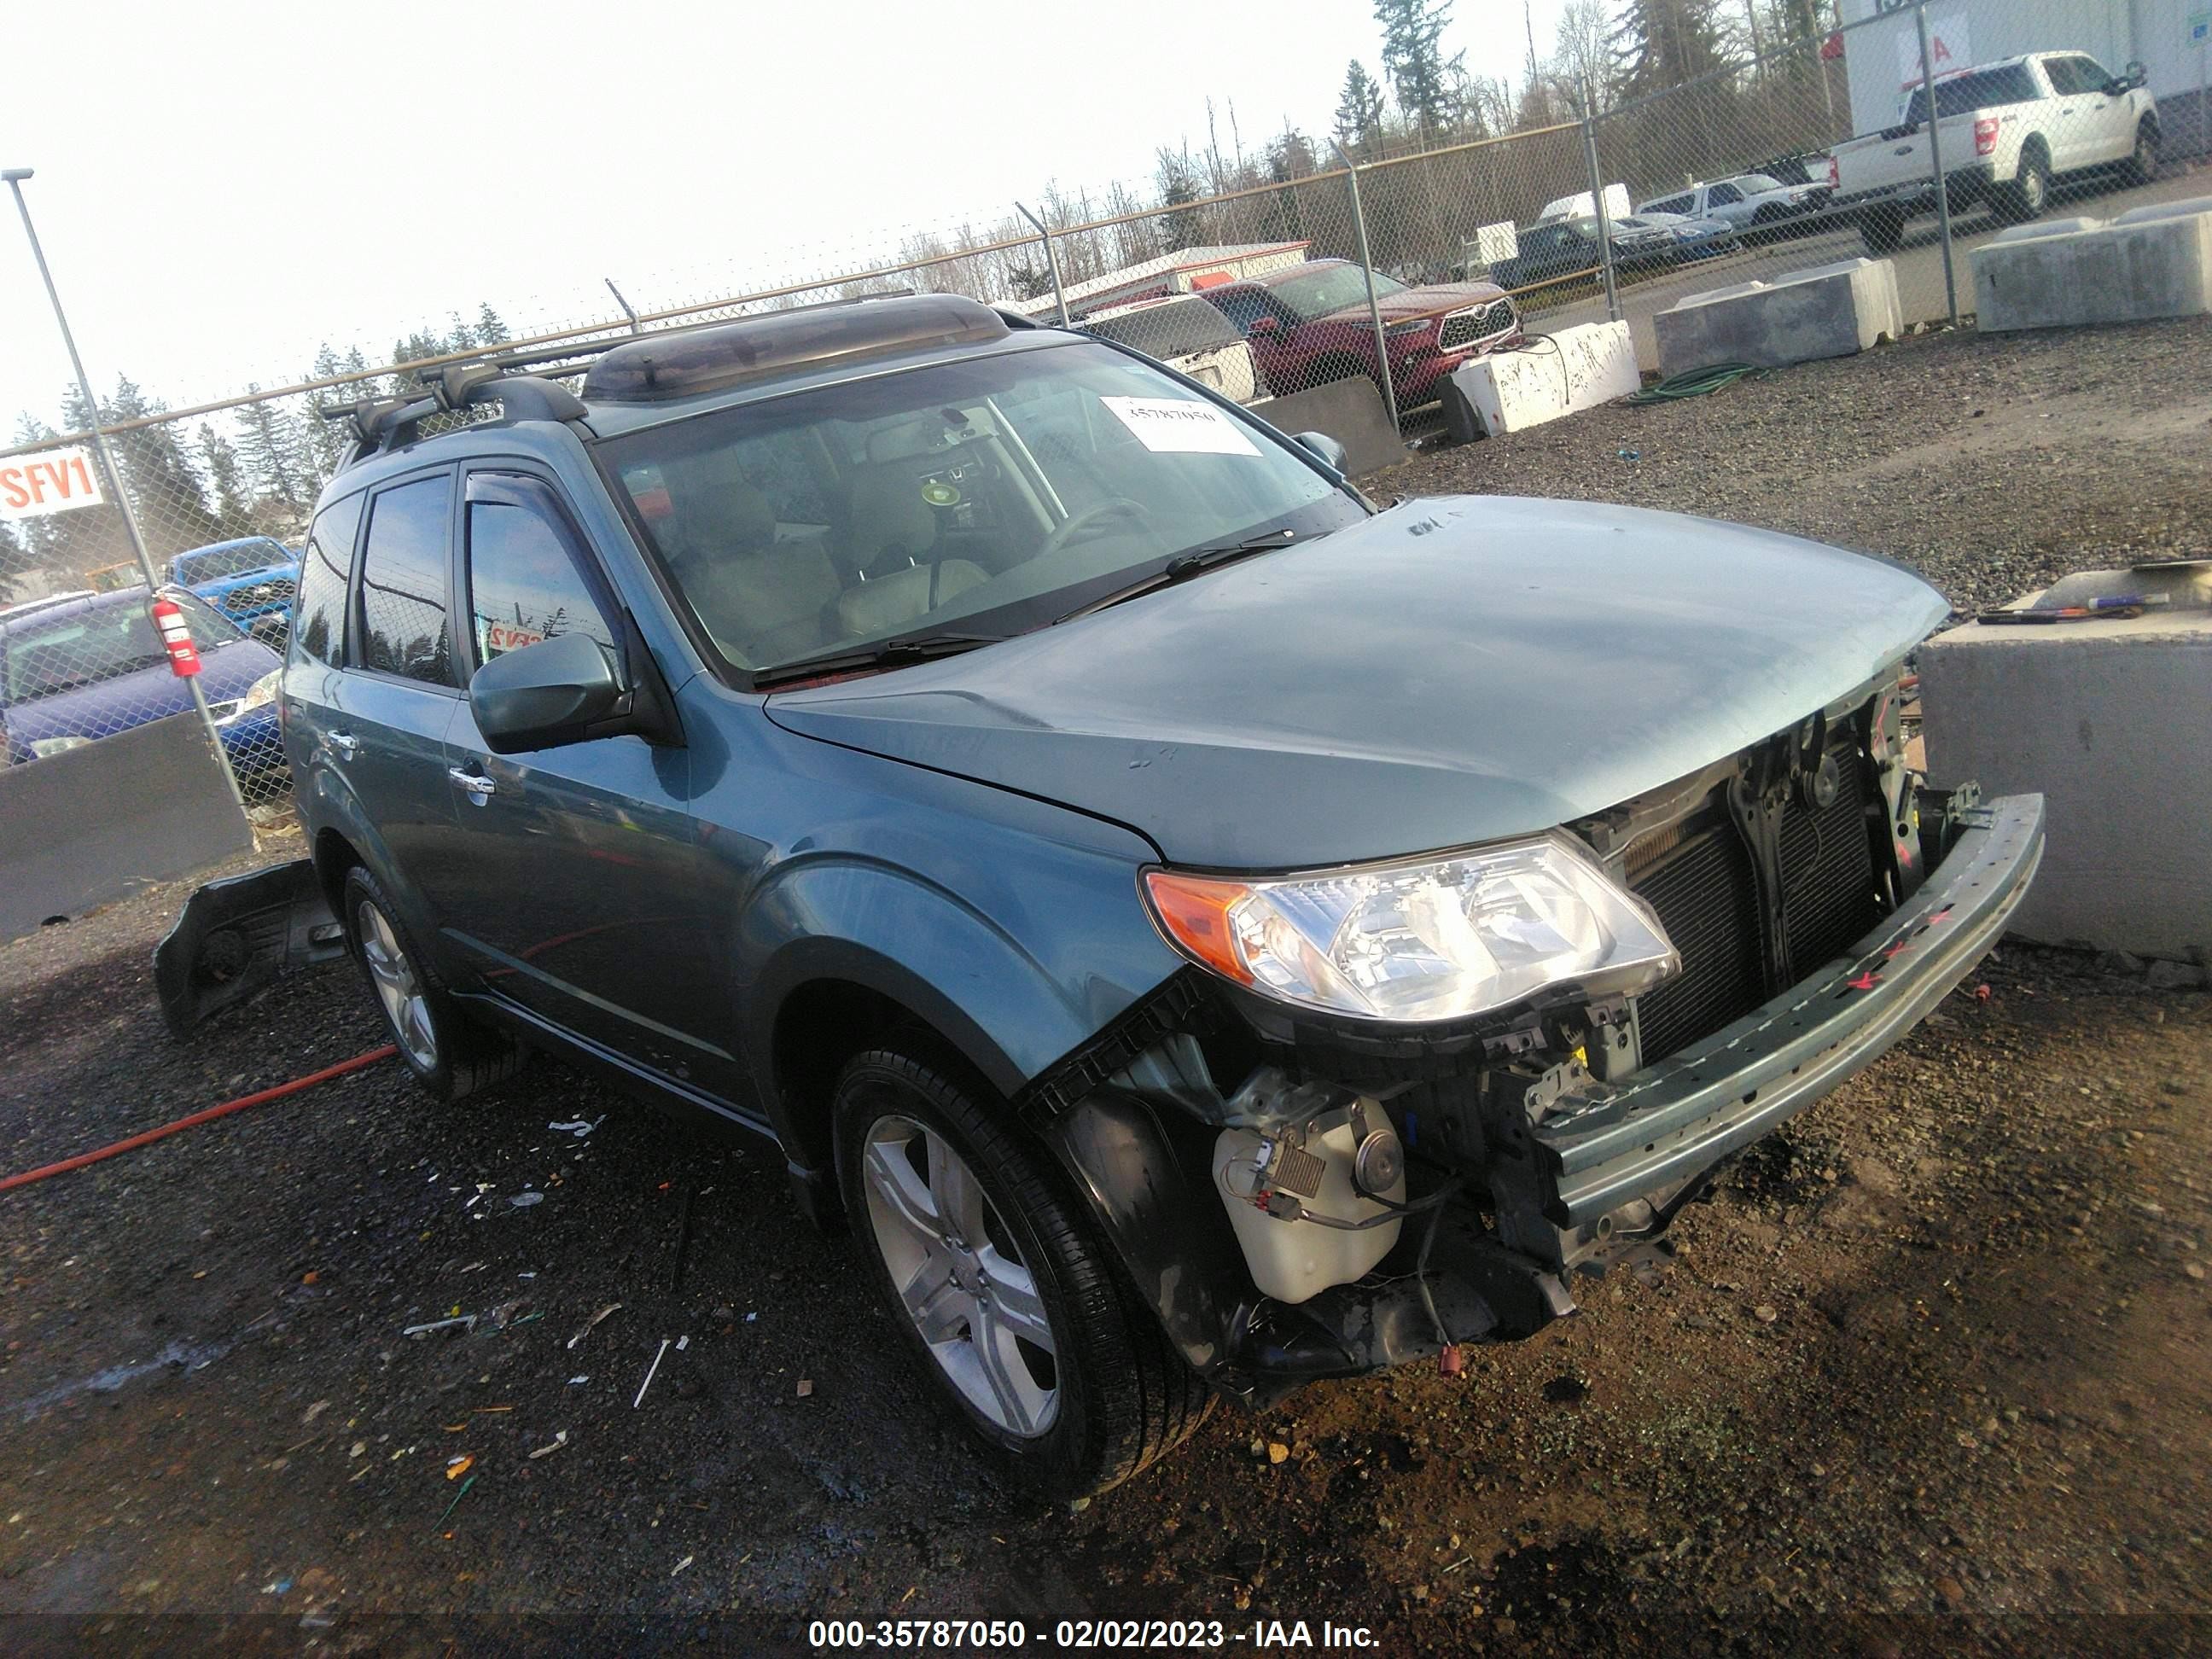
(3, 322), (2209, 1656)
(1394, 314), (2212, 621)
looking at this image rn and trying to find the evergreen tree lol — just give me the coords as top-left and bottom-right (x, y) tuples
(1155, 146), (1207, 252)
(0, 522), (30, 602)
(198, 422), (254, 533)
(474, 302), (512, 346)
(1374, 0), (1463, 141)
(1610, 0), (1730, 99)
(300, 345), (352, 485)
(1333, 61), (1388, 153)
(60, 377), (222, 556)
(233, 387), (307, 519)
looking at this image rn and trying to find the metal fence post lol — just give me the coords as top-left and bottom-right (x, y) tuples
(3, 167), (247, 812)
(1915, 4), (1961, 326)
(1014, 202), (1070, 327)
(1579, 82), (1622, 323)
(1326, 139), (1400, 430)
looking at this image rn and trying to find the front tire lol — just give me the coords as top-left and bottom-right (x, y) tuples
(833, 1048), (1212, 1498)
(341, 864), (524, 1103)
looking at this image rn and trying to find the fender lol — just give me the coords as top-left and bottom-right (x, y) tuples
(298, 750), (445, 962)
(742, 849), (1184, 1151)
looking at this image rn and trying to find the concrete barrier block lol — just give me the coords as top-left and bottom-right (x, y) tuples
(1447, 320), (1638, 437)
(1990, 215), (2105, 244)
(1652, 256), (1900, 379)
(2113, 195), (2212, 226)
(1919, 605), (2212, 959)
(1246, 376), (1404, 477)
(1972, 207), (2212, 331)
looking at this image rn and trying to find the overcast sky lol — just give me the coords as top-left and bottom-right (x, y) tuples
(0, 0), (1567, 430)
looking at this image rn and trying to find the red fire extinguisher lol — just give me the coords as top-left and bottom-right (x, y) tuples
(150, 596), (203, 677)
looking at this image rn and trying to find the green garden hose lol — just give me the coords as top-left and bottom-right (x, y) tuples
(1625, 361), (1767, 405)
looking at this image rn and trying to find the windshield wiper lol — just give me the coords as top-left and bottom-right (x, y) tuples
(1054, 530), (1303, 625)
(752, 632), (1005, 690)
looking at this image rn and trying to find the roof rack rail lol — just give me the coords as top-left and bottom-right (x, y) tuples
(312, 288), (935, 468)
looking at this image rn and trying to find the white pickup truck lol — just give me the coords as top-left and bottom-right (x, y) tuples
(1831, 51), (2158, 253)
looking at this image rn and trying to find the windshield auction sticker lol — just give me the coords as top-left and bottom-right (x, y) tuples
(1100, 396), (1260, 457)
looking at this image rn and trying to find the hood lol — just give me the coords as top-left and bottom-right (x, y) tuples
(3, 637), (278, 751)
(1348, 282), (1510, 325)
(765, 498), (1947, 870)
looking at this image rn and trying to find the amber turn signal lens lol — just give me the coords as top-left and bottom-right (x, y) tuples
(1141, 870), (1254, 985)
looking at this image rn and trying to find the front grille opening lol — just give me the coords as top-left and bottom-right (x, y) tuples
(1625, 735), (1887, 1066)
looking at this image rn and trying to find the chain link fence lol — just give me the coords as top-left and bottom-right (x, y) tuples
(2, 0), (2197, 843)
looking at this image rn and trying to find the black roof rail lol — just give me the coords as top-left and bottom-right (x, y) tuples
(317, 370), (585, 471)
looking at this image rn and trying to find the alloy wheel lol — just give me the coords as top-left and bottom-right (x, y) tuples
(861, 1114), (1059, 1437)
(357, 899), (437, 1070)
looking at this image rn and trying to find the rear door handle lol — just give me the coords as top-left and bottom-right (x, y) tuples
(448, 766), (497, 803)
(327, 731), (360, 760)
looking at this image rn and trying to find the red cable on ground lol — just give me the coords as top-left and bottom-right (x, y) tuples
(0, 1045), (397, 1194)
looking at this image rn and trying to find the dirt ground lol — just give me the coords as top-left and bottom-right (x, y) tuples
(3, 320), (2209, 1656)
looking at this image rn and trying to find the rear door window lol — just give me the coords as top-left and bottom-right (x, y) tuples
(356, 474), (454, 685)
(463, 475), (618, 666)
(291, 492), (364, 668)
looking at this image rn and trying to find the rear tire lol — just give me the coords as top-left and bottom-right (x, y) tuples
(1995, 148), (2050, 224)
(341, 864), (524, 1103)
(834, 1047), (1213, 1499)
(2123, 119), (2159, 187)
(1860, 207), (1905, 255)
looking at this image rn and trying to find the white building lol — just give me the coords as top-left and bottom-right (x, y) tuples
(1837, 0), (2209, 143)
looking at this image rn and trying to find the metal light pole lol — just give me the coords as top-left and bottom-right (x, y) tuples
(1912, 7), (1960, 326)
(1326, 138), (1400, 431)
(3, 167), (245, 807)
(1014, 202), (1071, 327)
(1578, 80), (1622, 323)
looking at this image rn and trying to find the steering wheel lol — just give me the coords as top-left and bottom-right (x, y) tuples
(1034, 497), (1155, 562)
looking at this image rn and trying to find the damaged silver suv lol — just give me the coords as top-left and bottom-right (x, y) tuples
(261, 294), (2041, 1497)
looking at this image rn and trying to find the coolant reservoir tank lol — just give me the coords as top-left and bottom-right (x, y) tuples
(1214, 1105), (1406, 1305)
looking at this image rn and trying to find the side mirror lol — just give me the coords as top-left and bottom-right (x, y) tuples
(2124, 60), (2147, 87)
(1247, 315), (1281, 338)
(1291, 430), (1350, 474)
(469, 631), (627, 754)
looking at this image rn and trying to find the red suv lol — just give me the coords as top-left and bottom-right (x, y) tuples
(1198, 259), (1521, 410)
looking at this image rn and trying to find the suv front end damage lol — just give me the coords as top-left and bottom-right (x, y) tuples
(1027, 675), (2046, 1405)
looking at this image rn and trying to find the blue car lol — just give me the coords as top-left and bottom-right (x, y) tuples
(167, 536), (300, 629)
(0, 586), (283, 771)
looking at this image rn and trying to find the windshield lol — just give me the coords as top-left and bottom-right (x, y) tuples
(1084, 300), (1242, 360)
(596, 340), (1360, 677)
(1266, 264), (1408, 322)
(1905, 64), (2038, 125)
(172, 540), (290, 584)
(2, 590), (242, 704)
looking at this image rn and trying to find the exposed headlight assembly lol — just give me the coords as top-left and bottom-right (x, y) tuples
(1144, 833), (1679, 1024)
(215, 670), (282, 725)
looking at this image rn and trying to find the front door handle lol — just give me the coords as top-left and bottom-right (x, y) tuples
(328, 731), (360, 760)
(448, 765), (497, 804)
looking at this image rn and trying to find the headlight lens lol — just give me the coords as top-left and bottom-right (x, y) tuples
(1383, 317), (1433, 337)
(217, 670), (281, 723)
(31, 735), (92, 758)
(1144, 834), (1679, 1023)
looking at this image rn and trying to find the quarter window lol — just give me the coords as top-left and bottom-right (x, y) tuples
(465, 485), (616, 664)
(291, 492), (364, 668)
(357, 474), (454, 684)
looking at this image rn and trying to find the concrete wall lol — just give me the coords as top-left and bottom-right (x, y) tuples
(1447, 321), (1639, 438)
(1919, 606), (2212, 959)
(1653, 257), (1901, 379)
(0, 712), (254, 941)
(1246, 377), (1405, 478)
(1973, 200), (2212, 330)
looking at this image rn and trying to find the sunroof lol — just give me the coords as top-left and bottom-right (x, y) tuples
(580, 294), (1010, 404)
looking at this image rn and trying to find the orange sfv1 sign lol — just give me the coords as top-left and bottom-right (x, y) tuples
(0, 445), (105, 521)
